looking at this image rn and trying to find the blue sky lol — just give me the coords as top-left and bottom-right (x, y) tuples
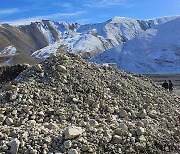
(0, 0), (180, 24)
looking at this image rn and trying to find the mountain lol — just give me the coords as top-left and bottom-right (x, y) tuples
(90, 16), (180, 74)
(0, 16), (177, 65)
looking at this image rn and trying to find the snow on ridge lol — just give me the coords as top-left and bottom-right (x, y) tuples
(0, 46), (17, 55)
(146, 16), (180, 28)
(91, 17), (180, 74)
(0, 46), (17, 64)
(146, 15), (180, 22)
(35, 21), (57, 44)
(32, 40), (65, 60)
(31, 16), (180, 61)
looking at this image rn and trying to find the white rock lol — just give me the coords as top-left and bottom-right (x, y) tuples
(64, 126), (85, 140)
(9, 139), (20, 154)
(0, 108), (6, 114)
(38, 111), (45, 116)
(138, 135), (146, 142)
(57, 65), (67, 73)
(10, 94), (17, 101)
(12, 110), (18, 115)
(44, 137), (51, 143)
(72, 98), (79, 103)
(62, 54), (70, 60)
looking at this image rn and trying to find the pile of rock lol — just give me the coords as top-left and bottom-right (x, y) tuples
(0, 53), (179, 153)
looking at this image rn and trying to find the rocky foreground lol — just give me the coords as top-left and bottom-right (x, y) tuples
(0, 53), (179, 154)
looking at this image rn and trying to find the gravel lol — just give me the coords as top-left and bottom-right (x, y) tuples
(0, 53), (179, 153)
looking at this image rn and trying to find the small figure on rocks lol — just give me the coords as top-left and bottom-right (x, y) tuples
(168, 80), (173, 91)
(162, 80), (168, 90)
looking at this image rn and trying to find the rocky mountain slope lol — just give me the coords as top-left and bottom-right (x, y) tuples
(0, 16), (177, 65)
(0, 53), (179, 153)
(91, 17), (180, 74)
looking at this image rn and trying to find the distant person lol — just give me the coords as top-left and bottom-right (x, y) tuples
(162, 80), (168, 90)
(168, 80), (173, 91)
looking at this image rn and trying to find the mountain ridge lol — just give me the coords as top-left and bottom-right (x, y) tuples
(90, 16), (180, 74)
(0, 16), (179, 74)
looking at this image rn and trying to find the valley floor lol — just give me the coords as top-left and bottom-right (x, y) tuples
(145, 74), (180, 97)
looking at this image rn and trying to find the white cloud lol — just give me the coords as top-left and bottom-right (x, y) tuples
(5, 11), (86, 25)
(84, 0), (133, 8)
(0, 8), (19, 15)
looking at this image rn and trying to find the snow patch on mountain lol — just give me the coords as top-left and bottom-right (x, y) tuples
(36, 22), (55, 44)
(31, 16), (179, 61)
(146, 16), (180, 28)
(0, 46), (17, 64)
(0, 46), (17, 55)
(31, 17), (150, 60)
(91, 17), (180, 74)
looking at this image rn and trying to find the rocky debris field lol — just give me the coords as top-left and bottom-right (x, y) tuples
(0, 53), (180, 154)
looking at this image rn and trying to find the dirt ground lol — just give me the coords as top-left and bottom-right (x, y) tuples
(144, 74), (180, 97)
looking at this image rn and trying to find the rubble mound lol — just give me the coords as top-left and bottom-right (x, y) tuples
(0, 53), (179, 154)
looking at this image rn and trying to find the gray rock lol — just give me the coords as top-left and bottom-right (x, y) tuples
(136, 127), (145, 136)
(34, 64), (43, 72)
(138, 109), (147, 119)
(64, 140), (72, 149)
(89, 119), (99, 127)
(119, 109), (127, 118)
(174, 130), (180, 136)
(68, 149), (79, 154)
(9, 139), (20, 154)
(81, 145), (89, 152)
(113, 135), (122, 144)
(5, 117), (13, 126)
(3, 84), (16, 91)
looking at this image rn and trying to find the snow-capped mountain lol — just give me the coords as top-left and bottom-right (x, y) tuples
(0, 16), (179, 74)
(91, 17), (180, 74)
(0, 16), (176, 63)
(32, 16), (178, 60)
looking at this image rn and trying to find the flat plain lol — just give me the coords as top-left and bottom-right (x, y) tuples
(145, 74), (180, 97)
